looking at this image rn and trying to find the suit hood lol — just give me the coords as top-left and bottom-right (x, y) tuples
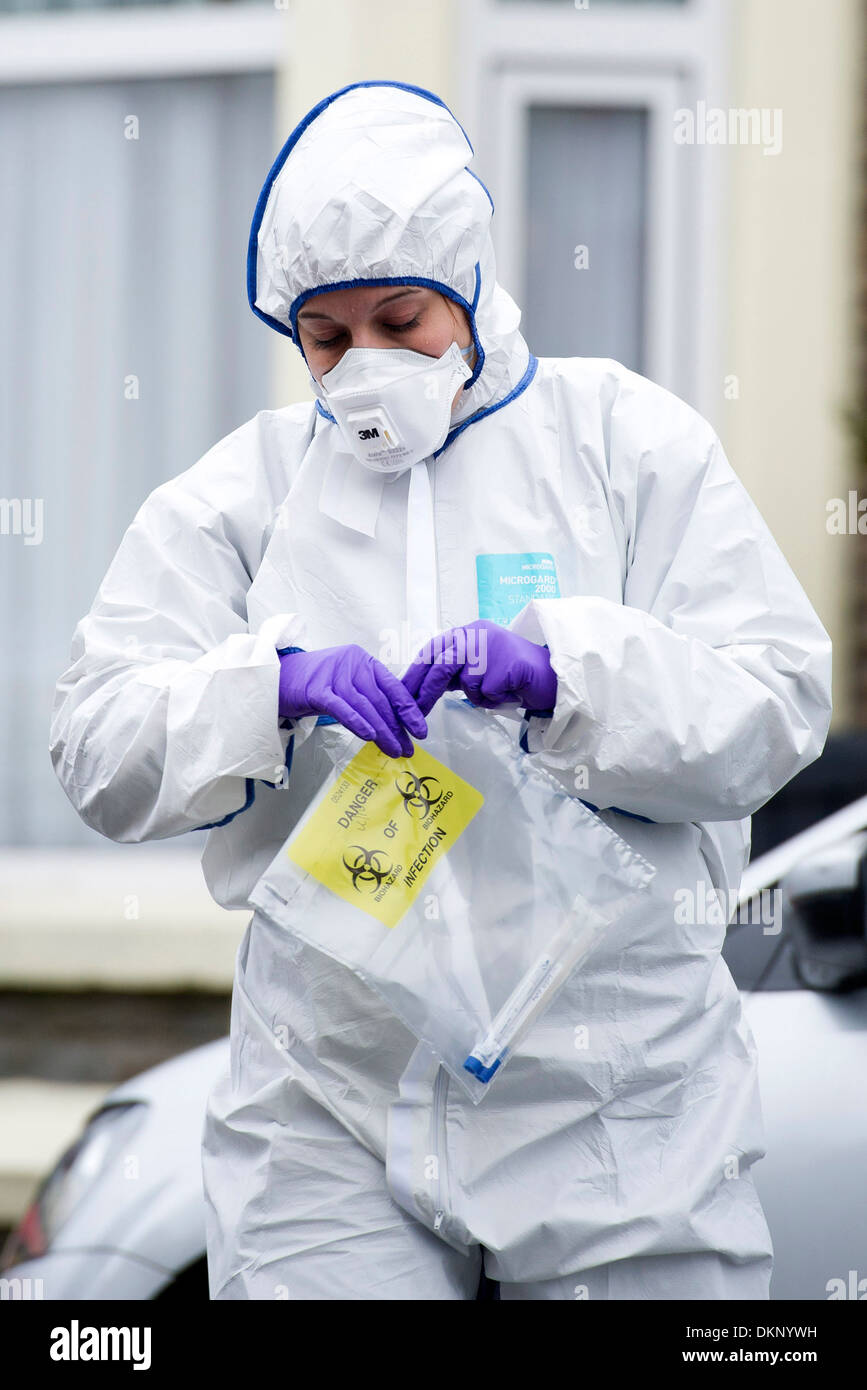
(247, 80), (529, 424)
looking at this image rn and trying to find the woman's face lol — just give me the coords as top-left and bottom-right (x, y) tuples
(297, 286), (475, 405)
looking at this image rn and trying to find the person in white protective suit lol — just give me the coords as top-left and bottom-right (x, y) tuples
(50, 80), (833, 1301)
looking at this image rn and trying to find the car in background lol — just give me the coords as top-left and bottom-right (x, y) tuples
(4, 797), (867, 1300)
(0, 1039), (225, 1300)
(727, 799), (867, 1300)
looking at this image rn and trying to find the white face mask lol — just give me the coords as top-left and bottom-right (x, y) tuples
(311, 341), (474, 473)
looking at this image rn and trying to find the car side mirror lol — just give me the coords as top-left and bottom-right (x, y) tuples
(783, 831), (867, 991)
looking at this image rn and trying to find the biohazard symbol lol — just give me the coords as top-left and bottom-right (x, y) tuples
(342, 845), (393, 893)
(395, 770), (444, 818)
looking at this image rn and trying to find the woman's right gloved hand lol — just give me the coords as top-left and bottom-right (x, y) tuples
(278, 645), (428, 759)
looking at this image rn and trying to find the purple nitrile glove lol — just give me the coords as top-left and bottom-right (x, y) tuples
(278, 644), (427, 759)
(401, 619), (558, 717)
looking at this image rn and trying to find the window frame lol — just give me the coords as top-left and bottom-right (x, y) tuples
(458, 0), (729, 418)
(0, 3), (288, 84)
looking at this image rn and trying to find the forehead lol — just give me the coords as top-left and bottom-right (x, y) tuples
(296, 285), (433, 322)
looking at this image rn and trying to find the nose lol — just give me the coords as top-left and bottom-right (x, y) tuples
(347, 324), (392, 351)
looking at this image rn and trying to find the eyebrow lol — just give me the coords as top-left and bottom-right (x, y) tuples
(297, 288), (425, 322)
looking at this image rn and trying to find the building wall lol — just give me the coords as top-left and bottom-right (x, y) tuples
(723, 0), (863, 728)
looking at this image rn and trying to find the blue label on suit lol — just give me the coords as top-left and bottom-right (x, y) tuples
(475, 552), (560, 624)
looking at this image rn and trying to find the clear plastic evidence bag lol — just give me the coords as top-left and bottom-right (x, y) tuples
(249, 693), (657, 1104)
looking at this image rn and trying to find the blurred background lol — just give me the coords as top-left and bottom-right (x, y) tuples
(1, 0), (865, 1299)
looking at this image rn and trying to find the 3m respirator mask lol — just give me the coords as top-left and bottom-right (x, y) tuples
(311, 342), (474, 473)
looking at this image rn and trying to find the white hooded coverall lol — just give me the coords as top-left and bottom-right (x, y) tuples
(49, 82), (833, 1300)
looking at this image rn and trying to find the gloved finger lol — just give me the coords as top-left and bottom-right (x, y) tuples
(455, 653), (505, 708)
(458, 662), (491, 705)
(414, 641), (463, 717)
(471, 673), (521, 707)
(481, 655), (532, 706)
(352, 670), (415, 758)
(400, 655), (431, 701)
(316, 692), (379, 747)
(461, 686), (504, 709)
(372, 663), (428, 741)
(400, 626), (461, 700)
(336, 683), (405, 758)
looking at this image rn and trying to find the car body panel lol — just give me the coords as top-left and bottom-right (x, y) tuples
(3, 1248), (171, 1300)
(743, 987), (867, 1300)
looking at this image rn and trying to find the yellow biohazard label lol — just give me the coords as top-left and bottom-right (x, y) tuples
(286, 740), (484, 929)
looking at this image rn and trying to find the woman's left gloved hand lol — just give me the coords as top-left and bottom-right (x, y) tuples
(401, 618), (557, 717)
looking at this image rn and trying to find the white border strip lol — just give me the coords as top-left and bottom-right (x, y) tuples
(0, 5), (290, 84)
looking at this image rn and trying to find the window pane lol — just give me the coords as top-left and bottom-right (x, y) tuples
(524, 103), (647, 369)
(0, 72), (274, 845)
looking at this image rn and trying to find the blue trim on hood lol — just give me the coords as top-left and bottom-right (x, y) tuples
(291, 275), (486, 389)
(247, 79), (487, 344)
(433, 353), (538, 457)
(471, 262), (481, 313)
(466, 168), (495, 213)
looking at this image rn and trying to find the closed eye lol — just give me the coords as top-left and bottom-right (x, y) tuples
(384, 314), (422, 334)
(311, 314), (423, 350)
(312, 330), (346, 349)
